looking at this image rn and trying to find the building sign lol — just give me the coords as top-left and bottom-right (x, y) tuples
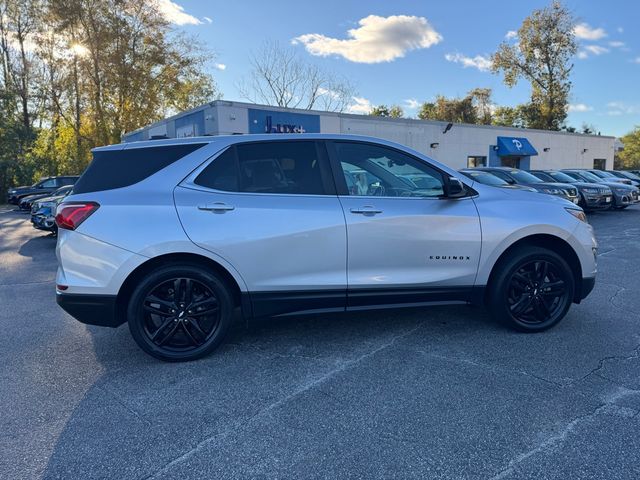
(248, 108), (321, 134)
(496, 136), (538, 157)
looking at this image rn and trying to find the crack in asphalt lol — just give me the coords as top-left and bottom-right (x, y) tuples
(140, 323), (425, 479)
(489, 387), (640, 480)
(577, 342), (640, 384)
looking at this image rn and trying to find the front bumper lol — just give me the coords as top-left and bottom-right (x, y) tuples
(56, 292), (123, 327)
(583, 194), (613, 210)
(31, 213), (56, 231)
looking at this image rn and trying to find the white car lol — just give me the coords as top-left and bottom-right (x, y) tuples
(55, 135), (597, 361)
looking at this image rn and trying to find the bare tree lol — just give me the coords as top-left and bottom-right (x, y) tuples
(239, 41), (355, 112)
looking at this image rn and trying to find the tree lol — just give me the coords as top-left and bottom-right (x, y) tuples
(417, 92), (479, 124)
(370, 104), (404, 118)
(468, 88), (493, 125)
(239, 41), (355, 112)
(491, 1), (577, 130)
(618, 127), (640, 169)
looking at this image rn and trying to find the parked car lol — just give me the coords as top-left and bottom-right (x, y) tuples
(30, 187), (74, 234)
(562, 170), (639, 209)
(20, 185), (74, 211)
(459, 169), (538, 192)
(529, 170), (613, 211)
(627, 170), (640, 177)
(54, 135), (597, 361)
(608, 170), (640, 188)
(585, 169), (633, 186)
(7, 175), (79, 205)
(469, 167), (580, 204)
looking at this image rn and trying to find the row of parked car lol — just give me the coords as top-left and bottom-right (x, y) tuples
(459, 167), (640, 211)
(6, 166), (640, 236)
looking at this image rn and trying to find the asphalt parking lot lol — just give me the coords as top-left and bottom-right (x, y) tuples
(1, 206), (639, 479)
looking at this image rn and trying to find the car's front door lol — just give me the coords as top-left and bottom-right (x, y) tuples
(328, 141), (482, 307)
(175, 140), (347, 317)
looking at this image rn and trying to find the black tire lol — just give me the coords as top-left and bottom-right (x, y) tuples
(487, 246), (575, 332)
(127, 263), (233, 361)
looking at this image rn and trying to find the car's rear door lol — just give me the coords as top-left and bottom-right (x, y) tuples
(326, 140), (482, 308)
(175, 140), (347, 316)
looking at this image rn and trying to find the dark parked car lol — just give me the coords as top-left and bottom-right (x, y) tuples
(470, 167), (580, 204)
(7, 176), (78, 205)
(459, 169), (538, 191)
(19, 185), (74, 211)
(585, 169), (633, 186)
(562, 170), (639, 209)
(608, 170), (640, 188)
(529, 170), (613, 211)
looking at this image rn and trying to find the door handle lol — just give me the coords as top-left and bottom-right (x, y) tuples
(350, 206), (383, 215)
(198, 202), (235, 212)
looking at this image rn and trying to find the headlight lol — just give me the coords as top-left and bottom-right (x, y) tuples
(540, 188), (561, 194)
(8, 189), (15, 194)
(565, 207), (587, 223)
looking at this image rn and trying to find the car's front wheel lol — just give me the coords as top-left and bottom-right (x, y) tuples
(488, 247), (575, 332)
(127, 264), (233, 361)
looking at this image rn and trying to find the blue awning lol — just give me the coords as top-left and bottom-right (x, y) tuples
(496, 136), (538, 156)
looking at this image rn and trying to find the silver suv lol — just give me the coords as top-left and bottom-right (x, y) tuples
(55, 135), (597, 361)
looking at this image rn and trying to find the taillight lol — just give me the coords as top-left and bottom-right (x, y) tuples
(55, 202), (100, 230)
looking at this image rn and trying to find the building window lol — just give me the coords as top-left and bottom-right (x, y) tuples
(467, 156), (487, 168)
(593, 158), (606, 170)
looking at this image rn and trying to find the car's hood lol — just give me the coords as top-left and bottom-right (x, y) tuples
(501, 184), (538, 192)
(8, 185), (34, 193)
(573, 182), (611, 190)
(471, 181), (577, 207)
(597, 181), (637, 190)
(22, 192), (51, 201)
(35, 194), (66, 204)
(524, 181), (576, 190)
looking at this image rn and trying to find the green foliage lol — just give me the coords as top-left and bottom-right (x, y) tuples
(370, 105), (404, 118)
(417, 89), (494, 124)
(0, 0), (219, 197)
(618, 127), (640, 169)
(491, 1), (577, 130)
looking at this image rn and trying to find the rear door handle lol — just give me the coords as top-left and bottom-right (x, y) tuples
(350, 206), (383, 215)
(198, 202), (235, 212)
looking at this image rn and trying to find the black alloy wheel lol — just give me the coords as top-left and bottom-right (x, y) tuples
(488, 246), (575, 332)
(506, 260), (570, 325)
(128, 265), (233, 361)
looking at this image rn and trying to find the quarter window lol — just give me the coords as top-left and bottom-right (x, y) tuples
(334, 142), (444, 197)
(195, 142), (327, 195)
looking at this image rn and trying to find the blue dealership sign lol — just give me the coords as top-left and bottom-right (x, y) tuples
(248, 108), (321, 134)
(496, 136), (538, 156)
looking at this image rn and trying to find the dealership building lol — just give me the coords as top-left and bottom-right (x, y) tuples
(123, 100), (616, 171)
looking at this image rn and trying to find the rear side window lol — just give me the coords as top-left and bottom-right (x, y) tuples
(195, 141), (328, 195)
(73, 143), (206, 194)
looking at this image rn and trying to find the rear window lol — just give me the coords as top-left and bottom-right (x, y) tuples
(73, 143), (206, 194)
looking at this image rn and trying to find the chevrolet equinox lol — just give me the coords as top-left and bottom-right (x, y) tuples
(55, 135), (597, 361)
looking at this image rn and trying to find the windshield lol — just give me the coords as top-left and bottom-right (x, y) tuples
(620, 171), (640, 181)
(460, 170), (508, 186)
(592, 170), (613, 178)
(508, 170), (543, 183)
(572, 171), (602, 182)
(548, 171), (577, 183)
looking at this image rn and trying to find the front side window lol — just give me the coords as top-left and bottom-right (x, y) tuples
(334, 142), (444, 197)
(39, 178), (57, 188)
(195, 142), (327, 195)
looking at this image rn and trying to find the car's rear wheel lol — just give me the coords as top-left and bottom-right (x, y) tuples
(127, 264), (233, 361)
(488, 247), (575, 332)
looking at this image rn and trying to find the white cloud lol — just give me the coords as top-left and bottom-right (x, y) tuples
(568, 103), (593, 112)
(606, 101), (639, 116)
(292, 15), (442, 63)
(404, 98), (420, 110)
(348, 96), (373, 114)
(203, 16), (213, 24)
(633, 57), (640, 64)
(608, 41), (625, 48)
(213, 63), (226, 71)
(585, 45), (609, 55)
(444, 53), (492, 72)
(505, 30), (518, 40)
(573, 23), (607, 40)
(577, 44), (610, 59)
(152, 0), (202, 25)
(617, 27), (624, 33)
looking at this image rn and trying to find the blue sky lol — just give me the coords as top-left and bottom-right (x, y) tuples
(162, 0), (639, 137)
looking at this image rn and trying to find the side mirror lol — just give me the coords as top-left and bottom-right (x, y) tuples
(444, 176), (466, 198)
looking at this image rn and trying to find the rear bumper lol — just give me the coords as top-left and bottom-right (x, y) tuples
(56, 292), (123, 327)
